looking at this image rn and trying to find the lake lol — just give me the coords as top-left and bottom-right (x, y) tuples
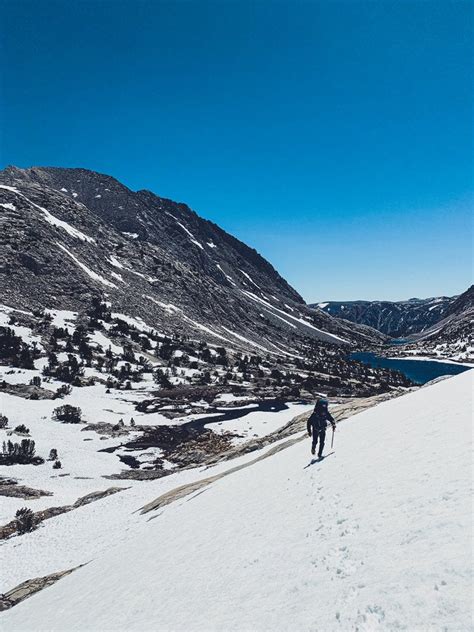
(350, 352), (471, 385)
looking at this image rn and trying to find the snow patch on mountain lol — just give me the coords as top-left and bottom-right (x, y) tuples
(0, 185), (95, 243)
(57, 244), (117, 289)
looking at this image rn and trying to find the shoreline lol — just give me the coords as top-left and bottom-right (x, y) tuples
(384, 355), (473, 368)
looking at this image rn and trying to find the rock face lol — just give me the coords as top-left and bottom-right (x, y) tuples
(404, 285), (473, 347)
(313, 296), (457, 338)
(0, 165), (385, 352)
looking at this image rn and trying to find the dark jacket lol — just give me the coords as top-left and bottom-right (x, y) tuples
(307, 399), (335, 434)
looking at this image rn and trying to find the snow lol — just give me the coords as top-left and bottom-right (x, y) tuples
(0, 202), (16, 211)
(208, 402), (313, 443)
(0, 385), (139, 523)
(110, 312), (153, 333)
(242, 290), (349, 344)
(0, 310), (43, 347)
(318, 302), (329, 309)
(89, 330), (123, 355)
(216, 264), (237, 285)
(176, 221), (204, 250)
(144, 295), (181, 314)
(45, 309), (77, 330)
(207, 241), (217, 248)
(108, 256), (124, 269)
(387, 355), (473, 367)
(57, 244), (117, 289)
(220, 326), (274, 353)
(181, 315), (232, 343)
(121, 232), (138, 239)
(110, 271), (125, 283)
(238, 269), (261, 290)
(118, 262), (156, 283)
(0, 185), (95, 243)
(2, 371), (471, 631)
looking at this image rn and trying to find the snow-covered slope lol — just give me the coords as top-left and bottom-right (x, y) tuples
(2, 371), (471, 631)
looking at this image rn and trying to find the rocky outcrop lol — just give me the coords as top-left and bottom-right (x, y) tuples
(0, 477), (53, 500)
(0, 566), (84, 611)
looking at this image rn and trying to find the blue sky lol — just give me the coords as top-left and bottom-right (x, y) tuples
(1, 0), (472, 301)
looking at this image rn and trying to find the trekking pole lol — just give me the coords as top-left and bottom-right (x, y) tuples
(331, 426), (335, 449)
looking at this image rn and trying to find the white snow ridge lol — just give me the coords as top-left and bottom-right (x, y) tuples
(2, 371), (471, 631)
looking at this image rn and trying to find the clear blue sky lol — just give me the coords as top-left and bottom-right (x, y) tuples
(1, 0), (472, 302)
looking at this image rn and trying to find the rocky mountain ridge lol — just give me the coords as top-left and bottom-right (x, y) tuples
(312, 295), (456, 338)
(314, 286), (473, 362)
(0, 165), (385, 355)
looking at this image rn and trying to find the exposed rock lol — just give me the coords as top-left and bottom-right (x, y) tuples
(0, 381), (56, 400)
(0, 477), (53, 499)
(0, 565), (84, 611)
(0, 487), (127, 540)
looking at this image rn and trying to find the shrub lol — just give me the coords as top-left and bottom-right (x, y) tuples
(52, 405), (82, 424)
(16, 507), (37, 534)
(14, 424), (30, 435)
(53, 460), (62, 469)
(153, 368), (173, 389)
(0, 414), (8, 429)
(30, 376), (42, 387)
(130, 417), (136, 427)
(0, 439), (44, 465)
(55, 384), (72, 399)
(48, 448), (58, 461)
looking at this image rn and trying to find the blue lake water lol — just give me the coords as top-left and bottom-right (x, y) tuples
(350, 352), (471, 385)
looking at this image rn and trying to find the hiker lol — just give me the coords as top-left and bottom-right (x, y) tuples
(307, 398), (336, 457)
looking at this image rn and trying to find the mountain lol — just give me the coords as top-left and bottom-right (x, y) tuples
(313, 287), (473, 362)
(393, 285), (473, 360)
(0, 165), (385, 353)
(1, 371), (471, 630)
(312, 296), (455, 338)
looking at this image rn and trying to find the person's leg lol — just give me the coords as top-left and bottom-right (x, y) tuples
(318, 429), (326, 457)
(311, 431), (318, 454)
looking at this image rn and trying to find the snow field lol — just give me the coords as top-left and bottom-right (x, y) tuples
(2, 371), (472, 631)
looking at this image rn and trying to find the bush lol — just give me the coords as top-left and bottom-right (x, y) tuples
(54, 384), (72, 399)
(48, 448), (58, 461)
(153, 368), (173, 389)
(0, 414), (8, 429)
(30, 376), (42, 387)
(53, 460), (62, 469)
(52, 405), (82, 424)
(0, 439), (44, 465)
(14, 424), (30, 435)
(16, 507), (37, 534)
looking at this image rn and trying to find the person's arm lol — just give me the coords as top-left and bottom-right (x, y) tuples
(307, 416), (312, 436)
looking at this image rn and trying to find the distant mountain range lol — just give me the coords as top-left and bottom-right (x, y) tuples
(312, 287), (473, 360)
(0, 165), (385, 355)
(312, 294), (460, 337)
